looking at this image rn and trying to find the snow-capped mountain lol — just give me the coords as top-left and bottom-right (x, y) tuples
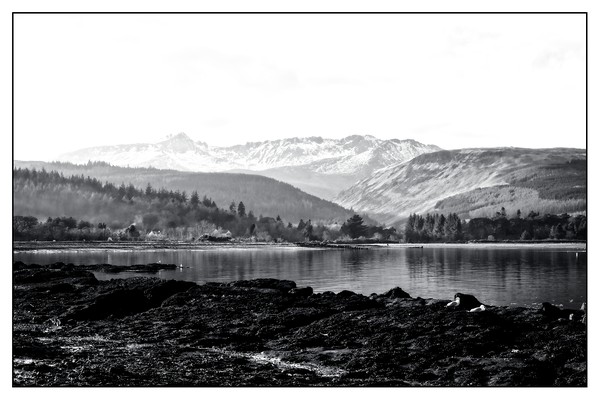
(334, 147), (587, 225)
(60, 133), (441, 199)
(61, 132), (440, 173)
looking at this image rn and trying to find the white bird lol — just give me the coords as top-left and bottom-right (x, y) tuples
(469, 305), (486, 313)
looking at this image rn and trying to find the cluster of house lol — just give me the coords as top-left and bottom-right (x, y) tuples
(143, 229), (233, 242)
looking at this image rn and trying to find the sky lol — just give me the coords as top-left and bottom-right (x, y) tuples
(13, 13), (586, 161)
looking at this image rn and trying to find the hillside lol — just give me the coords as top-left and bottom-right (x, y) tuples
(58, 133), (441, 199)
(334, 148), (587, 225)
(13, 161), (360, 224)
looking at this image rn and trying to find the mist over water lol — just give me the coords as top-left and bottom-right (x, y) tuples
(14, 247), (586, 308)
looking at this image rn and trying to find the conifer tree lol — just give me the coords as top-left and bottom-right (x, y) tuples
(145, 183), (154, 197)
(297, 219), (306, 230)
(434, 214), (446, 239)
(237, 201), (246, 217)
(344, 214), (367, 239)
(190, 191), (200, 208)
(304, 219), (313, 240)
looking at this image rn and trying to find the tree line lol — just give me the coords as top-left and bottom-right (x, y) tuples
(13, 167), (586, 243)
(13, 168), (392, 242)
(405, 208), (586, 242)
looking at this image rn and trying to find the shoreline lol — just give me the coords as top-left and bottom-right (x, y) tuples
(13, 262), (587, 386)
(13, 240), (587, 252)
(368, 242), (586, 250)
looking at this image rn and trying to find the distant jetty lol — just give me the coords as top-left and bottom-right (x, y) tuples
(295, 242), (371, 250)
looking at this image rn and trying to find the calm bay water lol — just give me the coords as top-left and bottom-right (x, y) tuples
(13, 245), (586, 307)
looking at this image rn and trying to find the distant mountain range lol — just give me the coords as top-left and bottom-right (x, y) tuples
(334, 148), (587, 225)
(19, 135), (587, 227)
(59, 133), (441, 200)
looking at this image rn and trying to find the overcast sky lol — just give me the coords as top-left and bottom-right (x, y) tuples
(14, 13), (586, 161)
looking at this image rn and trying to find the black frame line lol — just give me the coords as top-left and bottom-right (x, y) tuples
(11, 11), (588, 388)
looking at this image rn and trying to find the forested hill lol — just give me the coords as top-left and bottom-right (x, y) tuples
(335, 147), (586, 225)
(13, 161), (358, 224)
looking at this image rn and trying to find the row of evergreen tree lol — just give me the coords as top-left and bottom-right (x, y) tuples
(15, 167), (222, 209)
(405, 213), (463, 242)
(405, 209), (586, 242)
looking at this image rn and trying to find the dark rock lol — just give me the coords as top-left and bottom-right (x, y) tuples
(130, 263), (178, 272)
(229, 278), (296, 293)
(12, 261), (28, 270)
(453, 293), (483, 309)
(145, 280), (197, 307)
(280, 307), (329, 328)
(289, 287), (313, 297)
(14, 268), (98, 286)
(161, 287), (204, 307)
(540, 302), (584, 322)
(541, 302), (567, 320)
(382, 287), (411, 299)
(342, 296), (382, 312)
(107, 364), (129, 375)
(337, 290), (356, 298)
(46, 282), (76, 294)
(254, 287), (282, 295)
(66, 288), (150, 320)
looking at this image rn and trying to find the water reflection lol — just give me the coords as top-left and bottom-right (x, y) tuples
(14, 247), (586, 307)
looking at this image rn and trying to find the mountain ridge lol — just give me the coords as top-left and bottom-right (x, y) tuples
(59, 133), (441, 199)
(334, 147), (586, 225)
(61, 133), (441, 172)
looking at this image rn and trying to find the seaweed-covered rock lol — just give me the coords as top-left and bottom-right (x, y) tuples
(447, 293), (483, 310)
(14, 268), (96, 284)
(382, 287), (411, 299)
(336, 290), (356, 298)
(12, 263), (587, 387)
(66, 288), (150, 320)
(289, 287), (313, 297)
(145, 280), (197, 307)
(540, 302), (585, 322)
(229, 278), (296, 293)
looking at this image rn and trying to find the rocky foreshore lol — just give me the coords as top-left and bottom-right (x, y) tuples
(13, 262), (586, 387)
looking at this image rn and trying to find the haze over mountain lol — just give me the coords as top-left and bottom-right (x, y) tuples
(335, 148), (586, 225)
(59, 133), (441, 200)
